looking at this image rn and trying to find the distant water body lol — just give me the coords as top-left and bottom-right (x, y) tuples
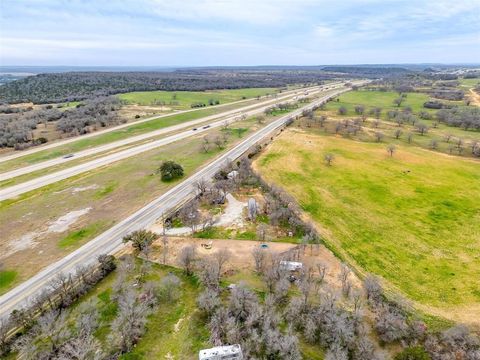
(0, 66), (177, 75)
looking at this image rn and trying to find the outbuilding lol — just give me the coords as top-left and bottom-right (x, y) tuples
(280, 260), (303, 272)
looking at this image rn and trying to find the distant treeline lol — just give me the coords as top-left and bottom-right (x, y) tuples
(322, 66), (412, 76)
(0, 70), (342, 104)
(0, 97), (122, 149)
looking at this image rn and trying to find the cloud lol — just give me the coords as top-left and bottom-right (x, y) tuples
(0, 0), (478, 65)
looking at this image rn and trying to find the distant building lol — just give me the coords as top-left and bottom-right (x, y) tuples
(280, 260), (303, 272)
(199, 344), (243, 360)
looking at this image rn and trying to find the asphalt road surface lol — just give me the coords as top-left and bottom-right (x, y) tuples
(0, 84), (364, 319)
(0, 84), (336, 181)
(0, 85), (344, 200)
(0, 84), (322, 164)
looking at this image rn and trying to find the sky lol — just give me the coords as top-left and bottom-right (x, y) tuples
(0, 0), (479, 66)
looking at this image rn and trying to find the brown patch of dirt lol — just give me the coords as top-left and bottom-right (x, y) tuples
(148, 236), (361, 293)
(149, 237), (296, 271)
(468, 88), (480, 106)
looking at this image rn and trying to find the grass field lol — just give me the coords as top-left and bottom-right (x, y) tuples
(459, 78), (480, 88)
(255, 129), (480, 311)
(118, 88), (278, 108)
(0, 270), (17, 293)
(325, 90), (463, 118)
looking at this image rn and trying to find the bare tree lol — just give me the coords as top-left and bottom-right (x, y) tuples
(109, 289), (150, 353)
(339, 264), (352, 296)
(374, 131), (384, 142)
(318, 115), (327, 127)
(338, 106), (347, 115)
(194, 178), (210, 196)
(158, 273), (181, 302)
(213, 135), (224, 149)
(213, 248), (232, 275)
(252, 247), (266, 273)
(197, 288), (221, 316)
(57, 333), (103, 360)
(387, 144), (396, 157)
(354, 105), (365, 115)
(373, 107), (382, 119)
(415, 123), (429, 135)
(178, 245), (197, 275)
(394, 97), (404, 107)
(179, 200), (201, 233)
(394, 129), (402, 139)
(407, 132), (414, 144)
(202, 135), (211, 153)
(50, 272), (74, 307)
(316, 262), (328, 284)
(324, 153), (335, 166)
(364, 274), (383, 304)
(161, 234), (169, 265)
(198, 257), (221, 290)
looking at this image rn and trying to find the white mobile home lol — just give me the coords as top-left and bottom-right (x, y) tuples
(199, 344), (243, 360)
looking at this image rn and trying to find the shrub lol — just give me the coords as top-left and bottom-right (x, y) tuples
(394, 346), (431, 360)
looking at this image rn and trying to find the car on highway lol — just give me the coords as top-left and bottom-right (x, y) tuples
(63, 154), (75, 159)
(202, 125), (210, 129)
(192, 128), (198, 131)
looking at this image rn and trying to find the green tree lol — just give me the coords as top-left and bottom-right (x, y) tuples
(122, 229), (157, 254)
(158, 161), (184, 181)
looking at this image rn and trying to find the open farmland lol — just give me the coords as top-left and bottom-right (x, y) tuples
(325, 90), (437, 116)
(118, 87), (278, 108)
(255, 128), (480, 322)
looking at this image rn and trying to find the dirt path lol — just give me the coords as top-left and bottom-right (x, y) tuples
(150, 193), (246, 236)
(469, 88), (480, 106)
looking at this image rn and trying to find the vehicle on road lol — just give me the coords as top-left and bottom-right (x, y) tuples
(63, 154), (74, 159)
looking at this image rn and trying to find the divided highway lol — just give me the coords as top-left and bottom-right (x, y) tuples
(0, 83), (337, 181)
(0, 86), (297, 164)
(0, 83), (364, 319)
(0, 85), (344, 201)
(0, 84), (322, 165)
